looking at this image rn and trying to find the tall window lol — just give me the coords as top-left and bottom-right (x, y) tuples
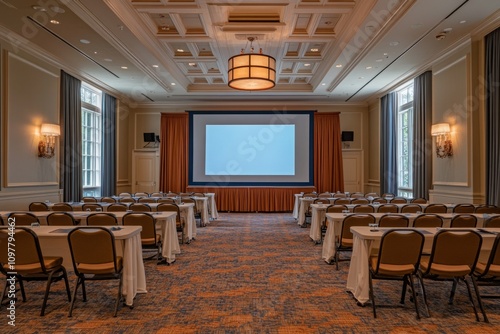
(81, 83), (102, 197)
(396, 82), (414, 198)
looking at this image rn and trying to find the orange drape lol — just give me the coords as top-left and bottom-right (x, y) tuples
(159, 113), (189, 192)
(313, 112), (344, 193)
(160, 112), (343, 212)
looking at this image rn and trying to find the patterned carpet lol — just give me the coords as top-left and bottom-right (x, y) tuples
(3, 213), (500, 333)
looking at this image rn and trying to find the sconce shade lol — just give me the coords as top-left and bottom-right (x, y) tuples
(431, 123), (450, 136)
(228, 53), (276, 90)
(40, 123), (61, 136)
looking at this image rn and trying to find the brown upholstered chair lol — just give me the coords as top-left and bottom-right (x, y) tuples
(107, 203), (128, 212)
(52, 203), (74, 211)
(313, 198), (330, 205)
(483, 216), (500, 228)
(452, 204), (475, 213)
(29, 202), (49, 211)
(119, 197), (136, 203)
(157, 203), (185, 244)
(377, 204), (399, 213)
(401, 204), (422, 213)
(378, 214), (409, 228)
(411, 198), (427, 204)
(123, 212), (161, 260)
(7, 212), (40, 226)
(450, 214), (477, 228)
(475, 205), (500, 214)
(369, 229), (425, 319)
(46, 212), (76, 226)
(82, 197), (97, 203)
(138, 197), (157, 203)
(352, 204), (375, 213)
(0, 227), (71, 316)
(82, 203), (104, 212)
(351, 198), (370, 204)
(424, 204), (447, 214)
(390, 197), (408, 204)
(100, 197), (116, 203)
(67, 227), (123, 317)
(412, 214), (443, 228)
(86, 213), (118, 226)
(129, 203), (152, 212)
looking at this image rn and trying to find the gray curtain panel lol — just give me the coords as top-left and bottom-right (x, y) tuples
(60, 71), (82, 202)
(486, 28), (500, 206)
(101, 93), (117, 196)
(380, 92), (398, 195)
(412, 71), (433, 200)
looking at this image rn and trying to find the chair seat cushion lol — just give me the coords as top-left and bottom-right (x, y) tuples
(142, 234), (161, 245)
(420, 261), (471, 277)
(5, 256), (63, 275)
(370, 257), (415, 276)
(475, 262), (500, 277)
(77, 256), (123, 274)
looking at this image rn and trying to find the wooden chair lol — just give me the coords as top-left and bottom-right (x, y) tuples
(377, 204), (399, 213)
(0, 227), (71, 316)
(418, 229), (483, 321)
(123, 212), (161, 260)
(107, 203), (128, 212)
(401, 204), (422, 213)
(156, 203), (185, 244)
(86, 213), (118, 226)
(450, 214), (477, 228)
(334, 214), (376, 270)
(7, 212), (40, 226)
(67, 227), (124, 317)
(452, 203), (475, 213)
(52, 203), (74, 211)
(413, 214), (443, 228)
(29, 202), (49, 211)
(46, 212), (76, 226)
(378, 214), (409, 228)
(424, 204), (447, 214)
(369, 229), (425, 319)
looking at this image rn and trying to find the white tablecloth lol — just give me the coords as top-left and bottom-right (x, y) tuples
(309, 204), (329, 242)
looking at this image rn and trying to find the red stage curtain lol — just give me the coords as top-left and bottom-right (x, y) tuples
(159, 113), (189, 192)
(313, 112), (344, 193)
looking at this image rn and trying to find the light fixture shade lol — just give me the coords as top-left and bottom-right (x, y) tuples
(40, 123), (61, 136)
(431, 123), (450, 136)
(228, 53), (276, 90)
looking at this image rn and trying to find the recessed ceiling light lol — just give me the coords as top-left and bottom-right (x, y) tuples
(304, 63), (311, 67)
(94, 51), (98, 54)
(121, 66), (128, 69)
(310, 48), (319, 52)
(80, 39), (90, 44)
(321, 83), (326, 86)
(104, 58), (112, 62)
(335, 64), (342, 68)
(460, 20), (467, 24)
(177, 49), (184, 52)
(366, 66), (372, 70)
(152, 65), (159, 68)
(32, 5), (46, 11)
(49, 6), (65, 13)
(50, 20), (60, 25)
(443, 27), (453, 32)
(389, 41), (399, 46)
(188, 63), (196, 66)
(171, 83), (176, 86)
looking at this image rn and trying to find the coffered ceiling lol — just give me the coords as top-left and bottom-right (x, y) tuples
(0, 0), (498, 104)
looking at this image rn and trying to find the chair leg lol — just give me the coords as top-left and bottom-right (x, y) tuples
(335, 249), (339, 270)
(416, 273), (430, 317)
(18, 279), (27, 302)
(462, 277), (480, 322)
(62, 268), (71, 302)
(449, 278), (458, 304)
(408, 275), (421, 320)
(68, 276), (81, 317)
(114, 274), (123, 317)
(400, 278), (408, 304)
(40, 272), (57, 316)
(470, 275), (489, 323)
(368, 274), (376, 318)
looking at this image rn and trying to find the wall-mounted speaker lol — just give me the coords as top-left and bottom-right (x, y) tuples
(341, 131), (354, 142)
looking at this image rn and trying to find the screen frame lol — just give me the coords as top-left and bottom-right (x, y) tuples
(188, 110), (315, 187)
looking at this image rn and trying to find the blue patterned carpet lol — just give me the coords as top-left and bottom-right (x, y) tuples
(3, 213), (500, 333)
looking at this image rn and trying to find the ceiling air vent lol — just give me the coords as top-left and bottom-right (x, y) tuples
(228, 13), (280, 23)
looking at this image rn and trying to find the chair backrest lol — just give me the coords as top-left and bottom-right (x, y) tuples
(67, 227), (119, 274)
(82, 197), (98, 203)
(82, 203), (104, 212)
(165, 192), (179, 198)
(118, 192), (132, 197)
(157, 198), (176, 204)
(326, 204), (348, 213)
(119, 197), (136, 203)
(377, 204), (399, 213)
(7, 212), (40, 226)
(313, 198), (330, 205)
(351, 198), (369, 204)
(401, 204), (422, 213)
(413, 214), (443, 228)
(138, 197), (157, 203)
(390, 197), (407, 204)
(382, 193), (395, 199)
(318, 192), (332, 198)
(182, 198), (200, 213)
(46, 212), (76, 226)
(424, 204), (447, 214)
(452, 203), (475, 213)
(122, 213), (157, 245)
(156, 203), (181, 222)
(134, 192), (149, 197)
(350, 192), (365, 199)
(29, 202), (49, 211)
(150, 192), (163, 197)
(333, 192), (347, 198)
(371, 197), (387, 204)
(475, 234), (500, 279)
(483, 216), (500, 228)
(450, 214), (477, 228)
(475, 205), (500, 214)
(107, 203), (128, 212)
(129, 203), (152, 212)
(352, 204), (375, 213)
(378, 214), (409, 228)
(0, 227), (48, 273)
(365, 192), (379, 198)
(334, 198), (351, 205)
(411, 198), (427, 204)
(100, 197), (116, 203)
(302, 192), (317, 198)
(52, 203), (74, 211)
(373, 229), (425, 274)
(86, 213), (118, 226)
(192, 192), (205, 197)
(423, 229), (482, 275)
(180, 192), (194, 197)
(340, 214), (376, 243)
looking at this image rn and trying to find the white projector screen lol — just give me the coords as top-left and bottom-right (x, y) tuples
(189, 111), (314, 186)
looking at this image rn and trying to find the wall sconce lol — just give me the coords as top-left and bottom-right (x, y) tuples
(38, 123), (60, 159)
(431, 123), (452, 158)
